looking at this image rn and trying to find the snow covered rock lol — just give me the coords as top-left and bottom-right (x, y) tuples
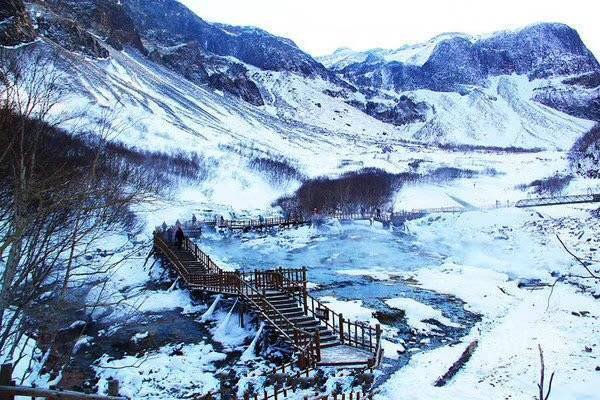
(0, 0), (36, 46)
(570, 123), (600, 177)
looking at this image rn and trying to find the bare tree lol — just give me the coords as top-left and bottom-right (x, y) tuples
(546, 233), (599, 310)
(0, 46), (159, 381)
(537, 344), (555, 400)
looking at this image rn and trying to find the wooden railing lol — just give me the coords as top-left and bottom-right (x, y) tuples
(273, 271), (383, 367)
(515, 193), (600, 208)
(0, 363), (126, 400)
(247, 388), (373, 400)
(307, 392), (373, 400)
(154, 234), (320, 367)
(156, 233), (383, 368)
(183, 238), (222, 274)
(183, 192), (600, 234)
(251, 375), (373, 400)
(155, 230), (385, 400)
(257, 360), (379, 400)
(241, 267), (306, 293)
(328, 211), (390, 222)
(218, 217), (308, 229)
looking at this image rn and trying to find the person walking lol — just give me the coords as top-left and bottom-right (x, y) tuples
(166, 226), (175, 244)
(175, 226), (185, 249)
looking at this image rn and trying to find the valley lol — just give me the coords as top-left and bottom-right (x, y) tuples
(0, 0), (599, 399)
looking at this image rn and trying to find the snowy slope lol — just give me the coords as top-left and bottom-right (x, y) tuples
(406, 76), (594, 149)
(54, 44), (411, 175)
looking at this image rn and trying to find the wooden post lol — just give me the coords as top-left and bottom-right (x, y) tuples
(0, 363), (14, 400)
(107, 380), (119, 397)
(302, 267), (308, 315)
(315, 330), (321, 362)
(339, 314), (344, 344)
(361, 325), (365, 348)
(239, 302), (244, 327)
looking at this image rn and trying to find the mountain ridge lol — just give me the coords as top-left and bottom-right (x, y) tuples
(2, 0), (599, 151)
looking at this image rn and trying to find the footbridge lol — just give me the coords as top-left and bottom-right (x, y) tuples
(153, 232), (383, 371)
(185, 192), (600, 233)
(514, 193), (600, 208)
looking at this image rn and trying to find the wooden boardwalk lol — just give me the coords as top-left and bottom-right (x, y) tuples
(183, 192), (600, 234)
(153, 233), (383, 370)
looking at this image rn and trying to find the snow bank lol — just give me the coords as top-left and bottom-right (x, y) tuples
(95, 342), (226, 399)
(135, 289), (206, 314)
(378, 263), (600, 400)
(385, 297), (462, 333)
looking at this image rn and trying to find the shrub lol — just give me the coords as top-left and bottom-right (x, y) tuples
(249, 157), (304, 185)
(276, 168), (419, 213)
(569, 124), (600, 177)
(517, 173), (573, 195)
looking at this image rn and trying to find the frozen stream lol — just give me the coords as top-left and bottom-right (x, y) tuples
(199, 220), (441, 287)
(196, 219), (481, 382)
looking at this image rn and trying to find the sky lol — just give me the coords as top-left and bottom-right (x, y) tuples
(180, 0), (600, 59)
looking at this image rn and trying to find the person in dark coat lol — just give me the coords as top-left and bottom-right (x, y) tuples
(175, 226), (185, 249)
(166, 226), (174, 244)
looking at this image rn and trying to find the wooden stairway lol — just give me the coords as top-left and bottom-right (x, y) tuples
(153, 231), (383, 370)
(256, 290), (340, 350)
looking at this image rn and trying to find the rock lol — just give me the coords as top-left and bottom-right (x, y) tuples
(332, 23), (600, 125)
(373, 308), (405, 324)
(30, 0), (146, 56)
(0, 0), (36, 46)
(123, 0), (333, 79)
(338, 23), (599, 94)
(35, 13), (109, 58)
(361, 97), (429, 126)
(517, 278), (547, 289)
(208, 72), (264, 106)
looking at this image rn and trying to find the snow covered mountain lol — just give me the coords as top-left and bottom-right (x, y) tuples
(325, 24), (599, 91)
(318, 23), (600, 146)
(2, 0), (599, 155)
(320, 33), (472, 70)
